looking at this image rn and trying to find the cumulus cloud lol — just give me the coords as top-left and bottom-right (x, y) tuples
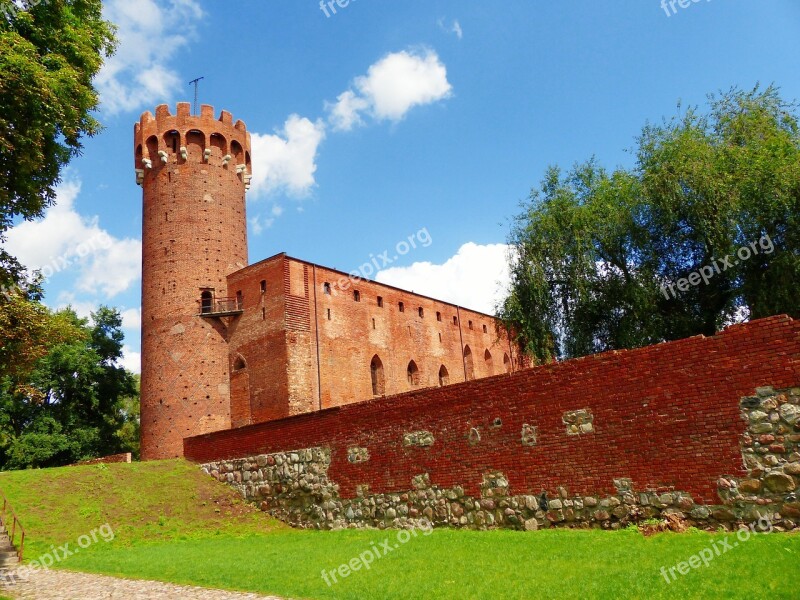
(376, 242), (511, 315)
(96, 0), (204, 115)
(121, 307), (142, 331)
(120, 345), (142, 374)
(4, 179), (142, 298)
(249, 115), (326, 199)
(326, 48), (453, 131)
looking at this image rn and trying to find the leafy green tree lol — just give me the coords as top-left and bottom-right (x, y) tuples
(0, 0), (116, 287)
(502, 86), (800, 362)
(0, 307), (138, 469)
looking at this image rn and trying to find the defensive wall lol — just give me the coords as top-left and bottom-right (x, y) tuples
(185, 315), (800, 531)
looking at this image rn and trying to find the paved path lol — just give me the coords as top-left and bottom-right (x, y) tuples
(2, 569), (287, 600)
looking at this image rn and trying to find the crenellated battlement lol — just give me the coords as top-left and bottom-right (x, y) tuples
(133, 103), (252, 188)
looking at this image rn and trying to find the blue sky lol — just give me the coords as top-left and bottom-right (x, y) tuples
(5, 0), (800, 372)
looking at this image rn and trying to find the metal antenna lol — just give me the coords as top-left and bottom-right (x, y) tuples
(189, 77), (205, 115)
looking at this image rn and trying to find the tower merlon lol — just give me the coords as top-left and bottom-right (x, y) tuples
(133, 103), (252, 185)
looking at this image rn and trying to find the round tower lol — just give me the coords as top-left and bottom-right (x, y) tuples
(135, 103), (251, 460)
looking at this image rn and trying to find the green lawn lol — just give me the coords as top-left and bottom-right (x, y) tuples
(0, 461), (797, 599)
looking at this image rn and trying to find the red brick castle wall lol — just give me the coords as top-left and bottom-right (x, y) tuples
(185, 316), (800, 506)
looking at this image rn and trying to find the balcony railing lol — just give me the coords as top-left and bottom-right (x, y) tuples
(198, 296), (243, 317)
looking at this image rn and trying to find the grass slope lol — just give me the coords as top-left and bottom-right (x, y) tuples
(0, 461), (797, 599)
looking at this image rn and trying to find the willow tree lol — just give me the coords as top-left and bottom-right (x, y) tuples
(501, 86), (800, 362)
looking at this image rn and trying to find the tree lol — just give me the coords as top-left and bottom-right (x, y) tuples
(0, 307), (138, 469)
(0, 0), (116, 288)
(501, 86), (800, 362)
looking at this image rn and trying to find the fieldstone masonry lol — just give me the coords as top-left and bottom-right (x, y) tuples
(202, 386), (800, 532)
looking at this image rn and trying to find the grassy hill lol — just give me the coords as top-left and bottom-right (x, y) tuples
(0, 459), (285, 557)
(0, 460), (798, 599)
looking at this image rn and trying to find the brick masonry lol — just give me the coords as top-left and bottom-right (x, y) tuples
(136, 104), (518, 459)
(225, 254), (519, 424)
(137, 103), (251, 460)
(186, 316), (800, 530)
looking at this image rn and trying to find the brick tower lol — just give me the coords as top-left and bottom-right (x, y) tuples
(135, 103), (251, 460)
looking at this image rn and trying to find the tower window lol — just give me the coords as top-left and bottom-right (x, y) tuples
(323, 282), (331, 295)
(200, 290), (213, 314)
(399, 302), (405, 313)
(418, 307), (424, 318)
(260, 280), (267, 293)
(353, 290), (361, 302)
(453, 316), (458, 326)
(483, 324), (488, 334)
(377, 296), (384, 307)
(436, 311), (442, 322)
(327, 308), (331, 320)
(468, 320), (473, 330)
(236, 290), (243, 309)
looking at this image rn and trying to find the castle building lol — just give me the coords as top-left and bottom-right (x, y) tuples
(136, 104), (519, 460)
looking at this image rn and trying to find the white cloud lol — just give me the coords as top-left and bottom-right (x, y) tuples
(120, 345), (142, 374)
(96, 0), (204, 115)
(249, 115), (326, 199)
(376, 242), (511, 315)
(121, 307), (142, 331)
(4, 179), (142, 298)
(326, 48), (453, 132)
(438, 18), (463, 39)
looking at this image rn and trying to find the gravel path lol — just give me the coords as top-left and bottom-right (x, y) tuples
(2, 569), (287, 599)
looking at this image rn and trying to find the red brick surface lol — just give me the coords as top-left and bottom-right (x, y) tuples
(185, 316), (800, 504)
(137, 103), (251, 460)
(225, 254), (519, 423)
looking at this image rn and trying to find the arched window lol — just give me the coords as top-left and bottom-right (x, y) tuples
(484, 349), (493, 375)
(438, 365), (449, 387)
(464, 346), (475, 381)
(163, 130), (180, 154)
(200, 291), (213, 314)
(370, 355), (385, 396)
(503, 353), (511, 373)
(407, 360), (420, 386)
(145, 135), (159, 163)
(186, 129), (205, 159)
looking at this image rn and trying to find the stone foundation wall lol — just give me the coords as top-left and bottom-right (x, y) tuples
(202, 386), (800, 531)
